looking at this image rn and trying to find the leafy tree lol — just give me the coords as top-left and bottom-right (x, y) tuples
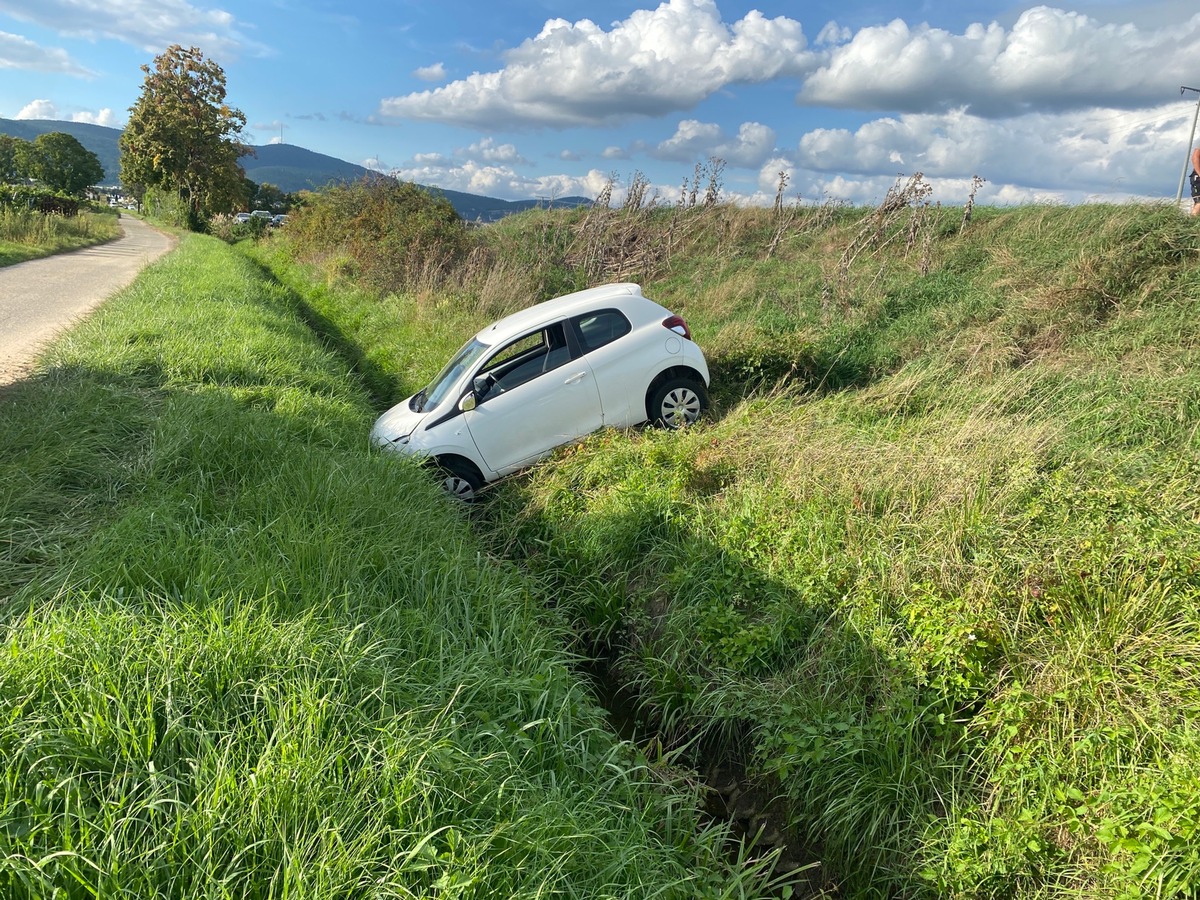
(0, 134), (31, 183)
(238, 174), (257, 210)
(120, 44), (250, 226)
(22, 132), (104, 196)
(253, 181), (289, 211)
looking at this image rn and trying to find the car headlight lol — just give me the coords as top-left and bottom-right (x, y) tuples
(370, 422), (414, 450)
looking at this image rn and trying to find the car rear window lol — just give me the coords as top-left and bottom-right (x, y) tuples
(573, 309), (631, 352)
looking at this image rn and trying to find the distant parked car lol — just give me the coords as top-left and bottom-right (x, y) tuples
(234, 212), (252, 223)
(270, 214), (289, 227)
(250, 210), (272, 220)
(370, 282), (710, 500)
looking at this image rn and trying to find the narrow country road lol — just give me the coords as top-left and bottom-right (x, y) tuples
(0, 216), (176, 386)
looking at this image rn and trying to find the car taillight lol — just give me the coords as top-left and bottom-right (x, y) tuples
(662, 315), (692, 340)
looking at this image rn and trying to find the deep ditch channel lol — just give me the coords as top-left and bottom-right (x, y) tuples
(579, 647), (831, 897)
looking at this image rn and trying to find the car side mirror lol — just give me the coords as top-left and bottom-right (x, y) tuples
(459, 391), (477, 412)
(472, 372), (494, 399)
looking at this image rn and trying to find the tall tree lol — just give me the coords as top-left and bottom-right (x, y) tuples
(24, 132), (104, 196)
(0, 134), (31, 183)
(120, 45), (249, 224)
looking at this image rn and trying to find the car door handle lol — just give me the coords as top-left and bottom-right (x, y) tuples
(564, 371), (589, 384)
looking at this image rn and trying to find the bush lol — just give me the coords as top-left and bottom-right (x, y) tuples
(0, 184), (80, 216)
(286, 177), (473, 295)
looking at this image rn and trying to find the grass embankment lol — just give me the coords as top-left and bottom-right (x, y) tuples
(491, 203), (1200, 899)
(266, 199), (1200, 898)
(0, 237), (776, 897)
(0, 205), (122, 266)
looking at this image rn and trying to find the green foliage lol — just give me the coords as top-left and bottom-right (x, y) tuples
(21, 131), (104, 196)
(445, 201), (1200, 898)
(0, 235), (775, 899)
(12, 187), (1200, 899)
(0, 183), (77, 213)
(0, 132), (29, 182)
(0, 196), (119, 265)
(285, 177), (472, 295)
(120, 45), (249, 225)
(251, 180), (290, 212)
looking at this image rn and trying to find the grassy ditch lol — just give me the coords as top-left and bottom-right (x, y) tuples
(0, 236), (780, 898)
(261, 196), (1200, 898)
(478, 202), (1200, 898)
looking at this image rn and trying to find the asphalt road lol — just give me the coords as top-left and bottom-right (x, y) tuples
(0, 216), (175, 386)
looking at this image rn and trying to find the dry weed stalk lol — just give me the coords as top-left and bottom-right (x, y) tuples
(765, 170), (796, 260)
(568, 161), (727, 281)
(919, 201), (939, 277)
(703, 158), (725, 208)
(961, 175), (986, 232)
(830, 172), (933, 309)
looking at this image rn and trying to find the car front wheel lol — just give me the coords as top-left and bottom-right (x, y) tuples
(648, 378), (708, 429)
(437, 458), (484, 502)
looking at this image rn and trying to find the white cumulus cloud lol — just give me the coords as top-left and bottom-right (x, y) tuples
(0, 0), (266, 58)
(0, 30), (93, 75)
(655, 119), (777, 167)
(15, 98), (59, 119)
(379, 0), (818, 129)
(71, 107), (119, 126)
(414, 62), (445, 82)
(800, 6), (1200, 117)
(794, 102), (1188, 198)
(466, 137), (528, 165)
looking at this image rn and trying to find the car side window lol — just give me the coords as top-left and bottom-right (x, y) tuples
(478, 322), (570, 397)
(571, 309), (631, 353)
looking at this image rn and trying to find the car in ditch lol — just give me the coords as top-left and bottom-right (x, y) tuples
(370, 282), (710, 500)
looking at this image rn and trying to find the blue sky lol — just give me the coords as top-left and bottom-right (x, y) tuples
(0, 0), (1197, 206)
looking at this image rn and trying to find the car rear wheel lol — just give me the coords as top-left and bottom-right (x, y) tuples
(649, 378), (708, 429)
(437, 458), (484, 502)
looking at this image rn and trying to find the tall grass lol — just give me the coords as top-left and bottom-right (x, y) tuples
(92, 194), (1200, 897)
(0, 235), (779, 898)
(0, 205), (121, 266)
(323, 199), (1198, 898)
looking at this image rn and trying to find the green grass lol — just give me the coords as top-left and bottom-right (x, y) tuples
(0, 205), (122, 266)
(265, 198), (1200, 898)
(9, 194), (1199, 898)
(0, 235), (778, 898)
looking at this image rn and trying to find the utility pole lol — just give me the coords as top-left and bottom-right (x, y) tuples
(1176, 86), (1200, 205)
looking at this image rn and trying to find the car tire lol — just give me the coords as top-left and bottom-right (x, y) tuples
(437, 458), (484, 502)
(648, 378), (708, 429)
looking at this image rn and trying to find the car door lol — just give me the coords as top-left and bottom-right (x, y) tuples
(463, 322), (602, 474)
(570, 308), (641, 425)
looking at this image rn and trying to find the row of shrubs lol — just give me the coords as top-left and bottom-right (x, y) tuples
(0, 184), (82, 216)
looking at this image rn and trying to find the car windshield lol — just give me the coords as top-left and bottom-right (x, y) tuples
(418, 338), (489, 412)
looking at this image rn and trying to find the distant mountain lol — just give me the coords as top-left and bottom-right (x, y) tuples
(239, 142), (373, 192)
(425, 185), (592, 222)
(0, 118), (589, 221)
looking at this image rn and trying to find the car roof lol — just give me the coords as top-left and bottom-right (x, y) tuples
(476, 282), (652, 345)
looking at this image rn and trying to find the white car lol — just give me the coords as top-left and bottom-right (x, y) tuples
(370, 282), (710, 500)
